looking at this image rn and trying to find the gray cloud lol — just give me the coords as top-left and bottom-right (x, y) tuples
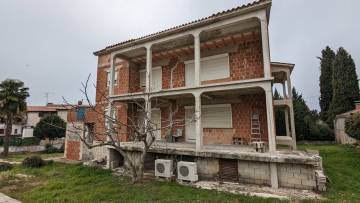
(1, 0), (359, 110)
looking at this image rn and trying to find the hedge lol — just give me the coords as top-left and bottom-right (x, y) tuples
(0, 137), (41, 146)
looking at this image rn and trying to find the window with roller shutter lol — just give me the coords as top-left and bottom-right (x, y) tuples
(185, 54), (230, 87)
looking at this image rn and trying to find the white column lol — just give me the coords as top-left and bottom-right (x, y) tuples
(144, 96), (151, 128)
(264, 84), (276, 153)
(286, 71), (292, 98)
(194, 93), (203, 152)
(145, 45), (152, 93)
(260, 17), (271, 78)
(193, 32), (201, 86)
(286, 70), (296, 149)
(284, 108), (290, 137)
(289, 103), (297, 150)
(282, 82), (287, 99)
(109, 55), (116, 96)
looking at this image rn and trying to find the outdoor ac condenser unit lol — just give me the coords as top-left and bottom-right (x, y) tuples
(177, 161), (198, 182)
(155, 159), (173, 178)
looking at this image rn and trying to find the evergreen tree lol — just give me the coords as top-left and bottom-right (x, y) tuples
(292, 87), (311, 140)
(319, 46), (335, 121)
(327, 47), (360, 126)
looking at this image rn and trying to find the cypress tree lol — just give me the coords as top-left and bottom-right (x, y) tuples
(319, 46), (335, 121)
(327, 47), (360, 126)
(292, 87), (311, 140)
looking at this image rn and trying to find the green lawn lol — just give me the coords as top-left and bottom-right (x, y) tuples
(298, 144), (360, 202)
(0, 164), (284, 203)
(0, 145), (359, 202)
(0, 152), (64, 162)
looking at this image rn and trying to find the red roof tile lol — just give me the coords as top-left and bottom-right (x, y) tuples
(94, 0), (270, 56)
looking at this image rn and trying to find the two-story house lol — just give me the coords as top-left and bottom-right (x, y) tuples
(71, 0), (326, 191)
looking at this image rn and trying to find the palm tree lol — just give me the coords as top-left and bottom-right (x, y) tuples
(0, 79), (29, 157)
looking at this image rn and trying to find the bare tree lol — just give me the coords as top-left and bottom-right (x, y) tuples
(64, 75), (195, 183)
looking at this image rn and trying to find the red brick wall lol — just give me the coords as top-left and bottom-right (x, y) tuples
(229, 33), (264, 80)
(156, 93), (268, 145)
(162, 62), (186, 89)
(231, 93), (268, 143)
(160, 103), (185, 141)
(65, 140), (80, 160)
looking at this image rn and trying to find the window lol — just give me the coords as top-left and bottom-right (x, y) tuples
(76, 107), (85, 121)
(114, 70), (118, 85)
(0, 129), (4, 134)
(185, 54), (230, 86)
(106, 71), (111, 87)
(185, 104), (232, 129)
(139, 67), (162, 91)
(14, 129), (18, 134)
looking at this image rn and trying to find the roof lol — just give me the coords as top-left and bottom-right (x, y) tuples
(336, 109), (360, 119)
(94, 0), (271, 56)
(27, 105), (71, 112)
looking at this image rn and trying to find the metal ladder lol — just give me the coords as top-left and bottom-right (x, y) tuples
(250, 112), (262, 142)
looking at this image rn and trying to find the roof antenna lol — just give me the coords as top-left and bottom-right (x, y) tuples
(44, 92), (53, 105)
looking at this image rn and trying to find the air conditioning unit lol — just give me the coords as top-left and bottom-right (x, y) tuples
(177, 161), (198, 182)
(155, 159), (173, 178)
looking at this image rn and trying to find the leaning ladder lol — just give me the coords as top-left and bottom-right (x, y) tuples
(250, 112), (262, 142)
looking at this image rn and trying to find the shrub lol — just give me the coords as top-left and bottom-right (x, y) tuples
(21, 137), (41, 146)
(0, 162), (13, 171)
(345, 113), (360, 140)
(0, 137), (40, 146)
(22, 156), (45, 168)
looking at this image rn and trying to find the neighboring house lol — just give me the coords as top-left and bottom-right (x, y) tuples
(64, 103), (96, 160)
(22, 104), (70, 138)
(334, 102), (360, 144)
(0, 123), (23, 137)
(67, 0), (326, 191)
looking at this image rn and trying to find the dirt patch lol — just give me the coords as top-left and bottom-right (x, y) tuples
(0, 172), (45, 194)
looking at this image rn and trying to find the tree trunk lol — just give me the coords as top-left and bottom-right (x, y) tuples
(2, 114), (13, 157)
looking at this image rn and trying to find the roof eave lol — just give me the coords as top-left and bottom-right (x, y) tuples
(93, 0), (272, 56)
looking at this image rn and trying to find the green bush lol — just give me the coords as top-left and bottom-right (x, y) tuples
(22, 156), (45, 168)
(21, 137), (41, 146)
(0, 137), (40, 146)
(0, 162), (13, 171)
(44, 143), (64, 154)
(345, 113), (360, 140)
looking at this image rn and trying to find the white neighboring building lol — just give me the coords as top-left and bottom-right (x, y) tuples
(334, 102), (360, 144)
(0, 123), (23, 137)
(22, 104), (69, 138)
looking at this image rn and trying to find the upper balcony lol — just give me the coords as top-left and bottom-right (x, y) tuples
(96, 0), (273, 101)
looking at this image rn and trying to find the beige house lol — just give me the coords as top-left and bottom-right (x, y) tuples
(334, 102), (360, 144)
(22, 104), (69, 138)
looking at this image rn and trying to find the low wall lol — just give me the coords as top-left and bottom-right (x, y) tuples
(106, 148), (323, 191)
(0, 145), (44, 153)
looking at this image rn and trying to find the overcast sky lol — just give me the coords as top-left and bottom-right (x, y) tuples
(1, 0), (359, 110)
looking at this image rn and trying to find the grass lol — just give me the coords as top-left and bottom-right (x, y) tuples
(0, 145), (359, 202)
(298, 144), (360, 202)
(0, 163), (284, 203)
(0, 152), (63, 162)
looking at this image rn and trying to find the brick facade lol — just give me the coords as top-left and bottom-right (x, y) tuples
(94, 32), (265, 145)
(65, 140), (80, 160)
(156, 93), (268, 145)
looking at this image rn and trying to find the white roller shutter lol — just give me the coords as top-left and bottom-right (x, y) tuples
(139, 67), (162, 91)
(185, 54), (229, 86)
(151, 109), (161, 140)
(151, 67), (162, 91)
(185, 108), (196, 141)
(185, 104), (232, 141)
